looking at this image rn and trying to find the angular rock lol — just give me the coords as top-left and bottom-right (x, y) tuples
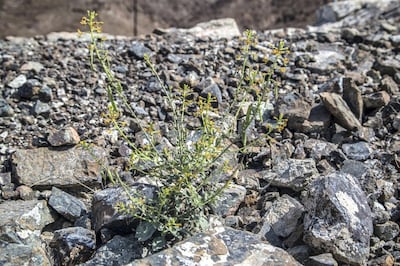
(50, 227), (96, 266)
(128, 42), (152, 59)
(260, 158), (318, 191)
(0, 243), (51, 266)
(127, 227), (301, 266)
(211, 184), (246, 217)
(0, 98), (14, 117)
(91, 184), (157, 232)
(12, 146), (106, 188)
(341, 141), (371, 161)
(80, 234), (143, 265)
(320, 92), (362, 131)
(260, 194), (305, 238)
(277, 92), (312, 131)
(374, 221), (400, 241)
(303, 172), (373, 265)
(363, 91), (391, 110)
(342, 77), (363, 122)
(32, 100), (51, 117)
(48, 187), (88, 222)
(47, 126), (80, 147)
(20, 61), (44, 73)
(7, 74), (27, 89)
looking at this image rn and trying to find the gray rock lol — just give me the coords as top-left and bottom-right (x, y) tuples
(320, 92), (362, 131)
(342, 141), (371, 161)
(303, 172), (373, 265)
(307, 49), (345, 75)
(47, 126), (81, 146)
(39, 84), (53, 102)
(49, 187), (88, 222)
(127, 226), (301, 266)
(12, 146), (106, 188)
(260, 158), (318, 191)
(0, 172), (11, 186)
(374, 58), (400, 77)
(211, 184), (246, 217)
(128, 42), (152, 59)
(20, 61), (44, 73)
(0, 98), (14, 117)
(260, 194), (304, 238)
(91, 184), (157, 232)
(0, 200), (55, 244)
(303, 138), (338, 160)
(308, 253), (338, 266)
(7, 74), (27, 89)
(50, 227), (96, 266)
(374, 221), (400, 241)
(0, 243), (51, 266)
(32, 100), (51, 117)
(80, 235), (143, 265)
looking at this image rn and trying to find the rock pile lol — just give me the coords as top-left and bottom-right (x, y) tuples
(0, 0), (400, 265)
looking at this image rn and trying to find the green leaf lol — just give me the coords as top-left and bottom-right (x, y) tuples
(135, 221), (157, 242)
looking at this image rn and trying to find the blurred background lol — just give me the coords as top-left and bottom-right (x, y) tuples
(0, 0), (333, 38)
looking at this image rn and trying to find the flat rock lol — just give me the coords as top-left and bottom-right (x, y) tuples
(303, 172), (373, 265)
(12, 146), (106, 188)
(126, 226), (301, 266)
(48, 186), (88, 222)
(320, 92), (362, 131)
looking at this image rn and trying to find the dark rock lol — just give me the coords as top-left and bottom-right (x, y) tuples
(374, 58), (400, 77)
(211, 184), (246, 217)
(91, 184), (157, 232)
(18, 78), (41, 99)
(39, 84), (53, 102)
(277, 92), (312, 131)
(127, 226), (301, 265)
(50, 227), (96, 266)
(363, 91), (391, 109)
(0, 98), (14, 117)
(47, 126), (80, 146)
(81, 234), (143, 265)
(49, 187), (88, 222)
(128, 42), (152, 59)
(303, 172), (373, 265)
(342, 77), (363, 122)
(260, 194), (304, 238)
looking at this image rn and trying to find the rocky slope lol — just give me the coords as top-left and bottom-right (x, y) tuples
(1, 0), (400, 265)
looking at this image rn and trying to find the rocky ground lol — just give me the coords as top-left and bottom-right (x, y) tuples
(1, 0), (400, 265)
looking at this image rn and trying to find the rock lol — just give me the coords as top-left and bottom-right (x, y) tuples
(18, 78), (41, 99)
(7, 74), (27, 89)
(12, 146), (106, 188)
(128, 42), (152, 59)
(303, 172), (373, 265)
(363, 91), (391, 109)
(0, 98), (14, 116)
(47, 126), (81, 146)
(127, 226), (301, 265)
(277, 92), (312, 131)
(374, 221), (400, 241)
(16, 185), (35, 200)
(39, 84), (53, 102)
(80, 234), (143, 265)
(260, 194), (305, 239)
(48, 187), (88, 222)
(374, 58), (400, 77)
(20, 61), (44, 73)
(303, 138), (338, 160)
(341, 141), (372, 161)
(342, 77), (363, 122)
(50, 227), (96, 266)
(308, 253), (338, 266)
(260, 158), (318, 191)
(198, 77), (223, 106)
(211, 184), (246, 217)
(0, 200), (54, 265)
(91, 184), (157, 232)
(32, 100), (51, 117)
(320, 92), (362, 131)
(307, 49), (345, 75)
(165, 18), (241, 40)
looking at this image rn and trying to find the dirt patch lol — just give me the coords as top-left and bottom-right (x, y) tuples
(0, 0), (332, 37)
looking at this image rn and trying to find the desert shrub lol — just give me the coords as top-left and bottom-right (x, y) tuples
(78, 10), (288, 248)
